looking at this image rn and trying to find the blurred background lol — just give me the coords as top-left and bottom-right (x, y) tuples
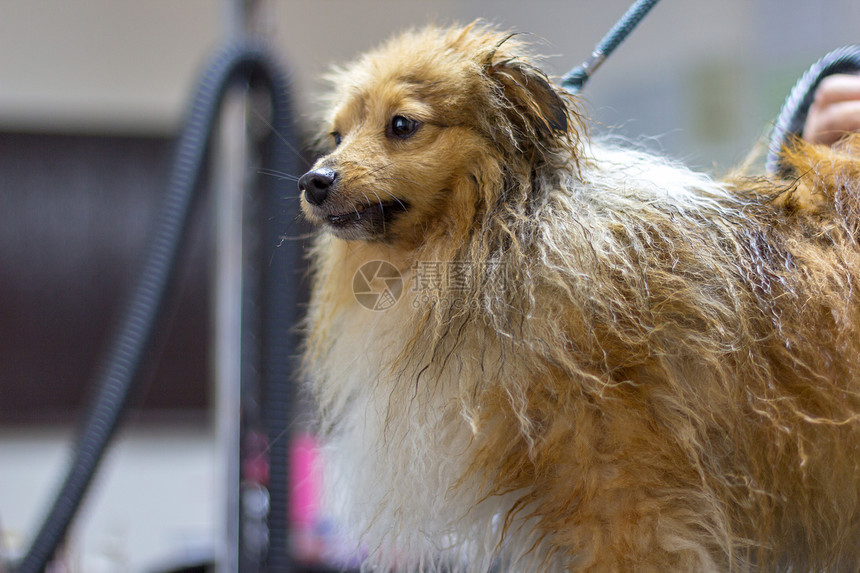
(0, 0), (857, 571)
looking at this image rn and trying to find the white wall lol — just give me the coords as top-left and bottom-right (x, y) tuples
(0, 1), (219, 133)
(0, 1), (857, 161)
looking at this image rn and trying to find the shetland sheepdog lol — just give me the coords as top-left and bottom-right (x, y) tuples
(299, 22), (860, 572)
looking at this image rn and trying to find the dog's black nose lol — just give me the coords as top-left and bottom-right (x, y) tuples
(299, 167), (337, 206)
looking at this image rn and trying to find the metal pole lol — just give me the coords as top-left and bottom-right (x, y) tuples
(212, 83), (246, 573)
(213, 4), (247, 573)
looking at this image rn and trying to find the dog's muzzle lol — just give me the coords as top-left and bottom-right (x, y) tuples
(298, 167), (337, 206)
(298, 165), (409, 240)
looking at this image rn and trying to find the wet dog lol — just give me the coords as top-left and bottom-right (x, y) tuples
(299, 22), (860, 571)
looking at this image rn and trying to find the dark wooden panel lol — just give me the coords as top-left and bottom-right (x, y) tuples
(0, 131), (209, 424)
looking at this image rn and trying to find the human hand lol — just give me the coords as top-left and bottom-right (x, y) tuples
(803, 73), (860, 146)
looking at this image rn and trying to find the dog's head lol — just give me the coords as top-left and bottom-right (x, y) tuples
(299, 23), (578, 246)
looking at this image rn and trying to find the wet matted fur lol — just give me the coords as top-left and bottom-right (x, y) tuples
(299, 22), (860, 572)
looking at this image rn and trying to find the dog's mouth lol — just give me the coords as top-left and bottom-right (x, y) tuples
(319, 198), (409, 236)
(326, 200), (402, 226)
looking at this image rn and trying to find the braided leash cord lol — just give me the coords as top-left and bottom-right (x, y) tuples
(561, 0), (662, 94)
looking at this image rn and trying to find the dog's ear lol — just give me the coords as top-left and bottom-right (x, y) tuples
(487, 56), (569, 143)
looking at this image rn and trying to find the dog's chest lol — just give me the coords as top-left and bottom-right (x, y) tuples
(310, 292), (503, 527)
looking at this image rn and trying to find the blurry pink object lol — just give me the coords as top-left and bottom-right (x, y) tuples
(290, 433), (325, 562)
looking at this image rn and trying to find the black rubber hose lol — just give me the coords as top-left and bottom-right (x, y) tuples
(13, 42), (299, 573)
(256, 51), (303, 573)
(766, 44), (860, 176)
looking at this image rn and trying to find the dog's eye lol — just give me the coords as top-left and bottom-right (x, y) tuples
(388, 116), (419, 140)
(331, 131), (342, 146)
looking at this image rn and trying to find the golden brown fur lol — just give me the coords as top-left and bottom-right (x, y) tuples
(300, 23), (860, 572)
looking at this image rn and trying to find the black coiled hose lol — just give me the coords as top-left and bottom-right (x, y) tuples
(766, 44), (860, 176)
(13, 42), (302, 573)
